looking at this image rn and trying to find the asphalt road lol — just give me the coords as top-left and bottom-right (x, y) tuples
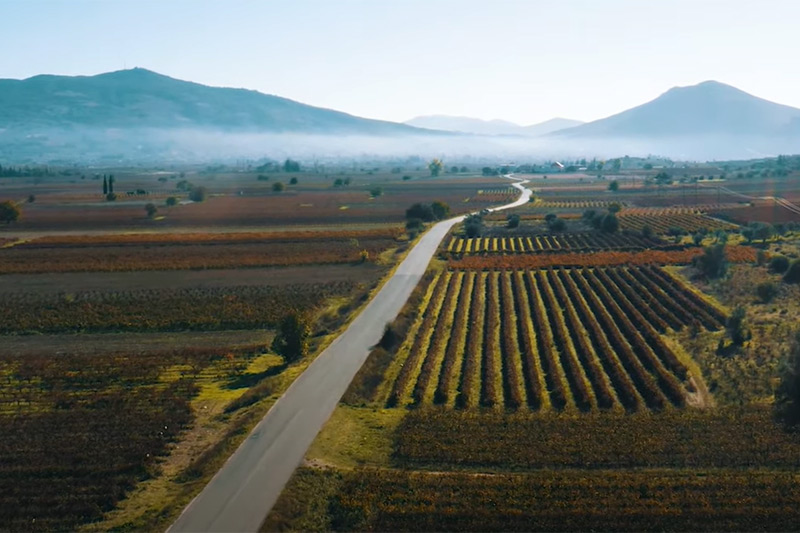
(168, 178), (530, 533)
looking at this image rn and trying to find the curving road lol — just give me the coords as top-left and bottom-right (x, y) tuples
(168, 177), (530, 533)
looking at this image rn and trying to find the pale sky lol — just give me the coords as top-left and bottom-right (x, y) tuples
(2, 0), (799, 125)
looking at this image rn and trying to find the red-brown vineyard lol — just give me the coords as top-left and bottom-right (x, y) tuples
(386, 266), (724, 412)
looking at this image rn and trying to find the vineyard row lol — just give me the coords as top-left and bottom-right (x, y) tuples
(446, 232), (663, 254)
(619, 213), (737, 233)
(386, 266), (721, 412)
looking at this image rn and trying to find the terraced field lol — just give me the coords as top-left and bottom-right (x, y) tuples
(385, 266), (723, 412)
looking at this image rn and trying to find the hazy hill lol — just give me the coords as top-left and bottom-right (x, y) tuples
(553, 81), (800, 138)
(405, 115), (583, 136)
(0, 68), (424, 135)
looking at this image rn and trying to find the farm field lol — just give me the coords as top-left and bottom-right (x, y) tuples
(447, 245), (756, 269)
(446, 232), (665, 254)
(383, 267), (715, 412)
(0, 229), (403, 273)
(618, 213), (737, 233)
(0, 171), (511, 231)
(3, 167), (509, 531)
(262, 176), (800, 532)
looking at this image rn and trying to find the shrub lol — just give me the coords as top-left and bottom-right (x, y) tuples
(431, 201), (450, 220)
(756, 281), (779, 303)
(784, 260), (800, 284)
(165, 196), (178, 207)
(693, 243), (728, 279)
(549, 218), (567, 231)
(726, 306), (751, 346)
(145, 203), (158, 218)
(271, 182), (285, 193)
(105, 192), (117, 201)
(464, 214), (483, 238)
(289, 177), (298, 185)
(641, 225), (654, 239)
(506, 214), (520, 228)
(600, 213), (619, 233)
(188, 186), (207, 202)
(406, 203), (435, 222)
(0, 200), (21, 223)
(271, 312), (310, 363)
(771, 255), (790, 274)
(405, 218), (423, 231)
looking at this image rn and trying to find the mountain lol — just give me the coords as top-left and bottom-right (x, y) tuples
(553, 81), (800, 138)
(521, 118), (585, 136)
(0, 68), (424, 135)
(405, 115), (583, 136)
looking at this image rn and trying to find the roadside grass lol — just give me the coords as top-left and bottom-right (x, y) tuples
(306, 406), (405, 468)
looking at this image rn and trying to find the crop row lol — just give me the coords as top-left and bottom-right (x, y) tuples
(0, 281), (355, 334)
(446, 232), (663, 254)
(0, 237), (397, 273)
(621, 204), (743, 215)
(448, 245), (756, 269)
(618, 213), (737, 233)
(19, 227), (404, 248)
(327, 467), (800, 532)
(386, 266), (713, 412)
(539, 200), (627, 208)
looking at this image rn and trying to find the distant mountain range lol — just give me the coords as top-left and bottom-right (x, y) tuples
(404, 116), (583, 136)
(1, 69), (799, 161)
(553, 80), (800, 139)
(0, 68), (421, 135)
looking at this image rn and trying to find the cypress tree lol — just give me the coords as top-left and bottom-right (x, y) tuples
(103, 175), (108, 195)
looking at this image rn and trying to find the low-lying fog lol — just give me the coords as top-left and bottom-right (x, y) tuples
(1, 127), (796, 164)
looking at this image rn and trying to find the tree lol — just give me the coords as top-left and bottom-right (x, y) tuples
(450, 166), (459, 173)
(775, 330), (800, 428)
(283, 159), (300, 172)
(608, 180), (619, 192)
(641, 224), (654, 240)
(608, 202), (622, 213)
(27, 195), (35, 203)
(0, 201), (20, 224)
(600, 212), (619, 233)
(406, 203), (435, 222)
(370, 186), (383, 198)
(464, 214), (483, 238)
(106, 192), (117, 202)
(188, 186), (208, 202)
(611, 158), (622, 173)
(272, 182), (285, 193)
(289, 177), (298, 185)
(428, 158), (443, 177)
(667, 226), (686, 243)
(770, 255), (790, 274)
(271, 311), (310, 363)
(506, 214), (520, 228)
(103, 175), (108, 195)
(549, 218), (567, 231)
(145, 203), (158, 218)
(108, 175), (115, 194)
(783, 260), (800, 284)
(431, 201), (450, 220)
(333, 178), (344, 187)
(165, 196), (178, 207)
(726, 306), (750, 346)
(693, 243), (728, 279)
